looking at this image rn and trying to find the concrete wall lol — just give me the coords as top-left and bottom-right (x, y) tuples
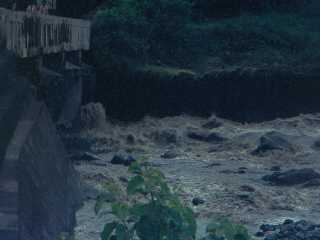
(17, 100), (81, 240)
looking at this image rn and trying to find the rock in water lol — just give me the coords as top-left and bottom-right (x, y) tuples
(187, 131), (225, 144)
(79, 102), (106, 130)
(187, 131), (208, 141)
(206, 132), (225, 143)
(161, 150), (179, 159)
(126, 134), (135, 145)
(256, 219), (320, 240)
(111, 155), (126, 165)
(111, 154), (136, 166)
(192, 197), (205, 206)
(252, 131), (294, 155)
(125, 156), (136, 166)
(262, 169), (320, 186)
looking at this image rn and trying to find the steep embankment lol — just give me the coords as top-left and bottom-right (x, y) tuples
(96, 65), (320, 122)
(91, 0), (320, 122)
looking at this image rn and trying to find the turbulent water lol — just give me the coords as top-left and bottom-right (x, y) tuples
(71, 113), (320, 239)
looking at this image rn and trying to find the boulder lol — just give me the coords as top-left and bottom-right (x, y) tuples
(79, 102), (106, 130)
(111, 154), (136, 166)
(262, 168), (320, 186)
(252, 131), (294, 155)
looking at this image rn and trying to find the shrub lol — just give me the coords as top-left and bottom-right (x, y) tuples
(96, 160), (197, 240)
(201, 218), (252, 240)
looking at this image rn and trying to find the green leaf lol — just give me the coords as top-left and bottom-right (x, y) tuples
(127, 175), (145, 195)
(115, 224), (130, 240)
(130, 203), (147, 219)
(101, 222), (117, 240)
(111, 203), (130, 220)
(128, 161), (142, 174)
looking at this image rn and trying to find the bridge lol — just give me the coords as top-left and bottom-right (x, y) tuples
(0, 6), (91, 240)
(0, 7), (90, 58)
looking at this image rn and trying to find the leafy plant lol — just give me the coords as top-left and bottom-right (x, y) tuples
(96, 160), (197, 240)
(202, 218), (252, 240)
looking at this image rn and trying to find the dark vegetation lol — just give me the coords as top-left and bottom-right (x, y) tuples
(96, 160), (252, 240)
(88, 0), (320, 122)
(91, 0), (319, 66)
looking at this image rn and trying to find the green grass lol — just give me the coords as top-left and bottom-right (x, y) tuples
(140, 65), (196, 77)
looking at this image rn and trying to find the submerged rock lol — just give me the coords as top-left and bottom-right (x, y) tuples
(256, 219), (320, 240)
(111, 154), (136, 166)
(270, 166), (281, 172)
(126, 134), (136, 145)
(187, 131), (225, 144)
(262, 168), (320, 186)
(192, 197), (205, 206)
(252, 131), (294, 155)
(161, 150), (179, 159)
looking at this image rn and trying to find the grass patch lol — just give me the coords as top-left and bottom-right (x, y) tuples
(140, 65), (196, 77)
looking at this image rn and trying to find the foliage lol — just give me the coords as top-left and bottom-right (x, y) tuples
(92, 0), (192, 66)
(181, 11), (320, 66)
(192, 0), (310, 19)
(92, 0), (320, 70)
(202, 218), (252, 240)
(96, 160), (197, 240)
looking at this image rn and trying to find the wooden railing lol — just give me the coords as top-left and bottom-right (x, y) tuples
(0, 7), (90, 58)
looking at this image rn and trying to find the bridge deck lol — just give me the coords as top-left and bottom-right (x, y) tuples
(0, 8), (90, 58)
